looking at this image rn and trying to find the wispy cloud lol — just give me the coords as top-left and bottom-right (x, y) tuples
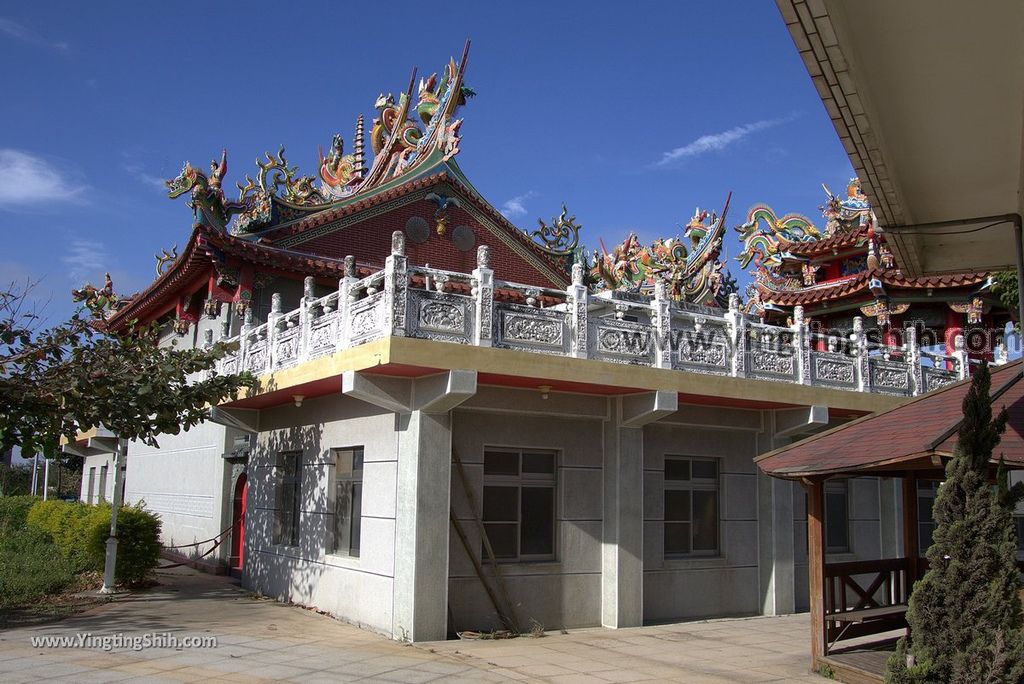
(0, 18), (69, 53)
(0, 149), (88, 208)
(124, 162), (169, 191)
(655, 116), (796, 167)
(61, 239), (109, 285)
(500, 191), (538, 218)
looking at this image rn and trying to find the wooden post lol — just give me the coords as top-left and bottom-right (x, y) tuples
(902, 473), (919, 584)
(805, 477), (826, 666)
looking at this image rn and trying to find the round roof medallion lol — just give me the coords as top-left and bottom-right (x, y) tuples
(452, 224), (476, 251)
(405, 216), (430, 244)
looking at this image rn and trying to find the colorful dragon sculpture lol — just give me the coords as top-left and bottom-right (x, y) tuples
(165, 150), (247, 230)
(820, 177), (871, 235)
(735, 206), (820, 271)
(590, 197), (735, 306)
(166, 45), (474, 236)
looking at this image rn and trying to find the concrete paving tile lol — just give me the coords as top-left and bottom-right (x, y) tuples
(546, 673), (608, 684)
(593, 669), (659, 683)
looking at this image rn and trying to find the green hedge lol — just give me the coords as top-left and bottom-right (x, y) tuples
(0, 526), (75, 606)
(26, 500), (162, 585)
(0, 495), (38, 531)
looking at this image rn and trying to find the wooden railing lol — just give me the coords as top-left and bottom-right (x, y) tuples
(824, 558), (911, 652)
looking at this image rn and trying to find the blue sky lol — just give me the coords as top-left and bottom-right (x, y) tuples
(0, 1), (854, 320)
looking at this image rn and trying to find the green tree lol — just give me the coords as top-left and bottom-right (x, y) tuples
(0, 277), (255, 457)
(886, 364), (1024, 683)
(993, 271), (1019, 328)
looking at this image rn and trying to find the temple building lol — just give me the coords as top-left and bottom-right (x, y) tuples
(737, 178), (1007, 359)
(68, 46), (1011, 642)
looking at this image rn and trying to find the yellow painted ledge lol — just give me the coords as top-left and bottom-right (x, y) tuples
(244, 336), (904, 413)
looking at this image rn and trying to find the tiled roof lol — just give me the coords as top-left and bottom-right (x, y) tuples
(755, 360), (1024, 478)
(760, 270), (990, 306)
(780, 226), (867, 256)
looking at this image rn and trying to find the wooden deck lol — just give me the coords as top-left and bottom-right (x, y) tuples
(820, 638), (899, 684)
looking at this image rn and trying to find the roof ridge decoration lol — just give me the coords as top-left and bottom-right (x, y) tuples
(589, 194), (738, 307)
(166, 42), (474, 236)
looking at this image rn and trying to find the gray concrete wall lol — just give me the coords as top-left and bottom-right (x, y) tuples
(123, 421), (235, 562)
(242, 393), (398, 637)
(447, 387), (606, 633)
(642, 415), (763, 622)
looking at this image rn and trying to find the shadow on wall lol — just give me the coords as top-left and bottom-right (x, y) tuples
(242, 423), (333, 615)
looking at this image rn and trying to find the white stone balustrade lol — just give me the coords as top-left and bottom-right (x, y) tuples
(211, 231), (985, 398)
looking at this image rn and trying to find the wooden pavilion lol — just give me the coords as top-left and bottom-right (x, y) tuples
(756, 360), (1024, 681)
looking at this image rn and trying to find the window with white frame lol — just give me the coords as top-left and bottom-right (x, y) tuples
(275, 452), (302, 547)
(330, 447), (363, 557)
(824, 480), (850, 553)
(664, 456), (719, 556)
(482, 449), (556, 561)
(98, 465), (108, 503)
(86, 467), (96, 504)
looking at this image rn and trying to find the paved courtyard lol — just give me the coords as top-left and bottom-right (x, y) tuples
(0, 567), (823, 683)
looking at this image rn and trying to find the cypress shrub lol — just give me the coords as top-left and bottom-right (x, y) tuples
(886, 365), (1024, 683)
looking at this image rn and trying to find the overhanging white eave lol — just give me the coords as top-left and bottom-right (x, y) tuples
(776, 0), (1024, 277)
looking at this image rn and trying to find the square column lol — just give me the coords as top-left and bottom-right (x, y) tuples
(602, 391), (676, 628)
(757, 469), (795, 615)
(393, 410), (453, 642)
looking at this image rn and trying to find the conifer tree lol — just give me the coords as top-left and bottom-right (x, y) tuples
(886, 364), (1024, 683)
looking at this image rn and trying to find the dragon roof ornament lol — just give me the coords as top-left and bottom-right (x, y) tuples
(590, 194), (737, 307)
(166, 42), (474, 236)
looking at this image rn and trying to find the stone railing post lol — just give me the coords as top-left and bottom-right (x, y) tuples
(568, 261), (589, 359)
(905, 326), (922, 395)
(954, 334), (969, 379)
(338, 255), (357, 352)
(267, 292), (281, 372)
(298, 276), (315, 362)
(792, 305), (810, 384)
(652, 281), (671, 368)
(239, 306), (253, 369)
(852, 316), (868, 391)
(724, 293), (746, 377)
(384, 231), (408, 338)
(472, 245), (494, 347)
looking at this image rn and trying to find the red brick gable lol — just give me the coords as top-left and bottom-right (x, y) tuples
(284, 188), (567, 289)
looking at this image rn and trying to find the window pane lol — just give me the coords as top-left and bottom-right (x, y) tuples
(334, 480), (352, 553)
(825, 488), (848, 551)
(692, 491), (718, 552)
(484, 451), (519, 476)
(665, 459), (691, 481)
(350, 482), (362, 557)
(336, 448), (362, 477)
(522, 452), (555, 475)
(520, 487), (554, 556)
(665, 490), (691, 522)
(665, 522), (691, 554)
(917, 495), (935, 524)
(483, 486), (518, 522)
(691, 459), (718, 481)
(1015, 517), (1024, 553)
(484, 523), (517, 559)
(919, 522), (934, 552)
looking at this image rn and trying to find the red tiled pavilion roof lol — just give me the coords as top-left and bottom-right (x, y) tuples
(755, 361), (1024, 479)
(760, 270), (991, 306)
(780, 226), (868, 256)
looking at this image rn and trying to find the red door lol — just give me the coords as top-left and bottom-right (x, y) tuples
(231, 474), (247, 570)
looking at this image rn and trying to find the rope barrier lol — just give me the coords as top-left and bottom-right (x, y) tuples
(156, 513), (243, 570)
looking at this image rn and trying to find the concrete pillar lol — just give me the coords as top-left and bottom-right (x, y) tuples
(602, 391), (676, 628)
(342, 369), (476, 642)
(758, 469), (796, 615)
(393, 410), (453, 642)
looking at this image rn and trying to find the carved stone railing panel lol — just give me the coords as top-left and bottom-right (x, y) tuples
(922, 366), (958, 393)
(810, 351), (858, 389)
(407, 290), (474, 344)
(306, 312), (339, 359)
(495, 304), (569, 355)
(869, 357), (912, 396)
(590, 318), (655, 365)
(348, 293), (386, 346)
(747, 348), (798, 382)
(274, 328), (301, 368)
(672, 326), (730, 375)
